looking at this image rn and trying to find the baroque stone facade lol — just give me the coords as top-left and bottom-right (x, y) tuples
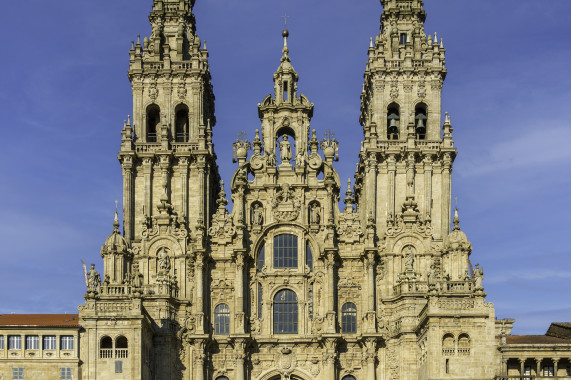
(1, 0), (570, 380)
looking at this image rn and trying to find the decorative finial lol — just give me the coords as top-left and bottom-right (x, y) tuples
(127, 115), (131, 125)
(453, 197), (460, 231)
(282, 29), (290, 58)
(370, 37), (374, 48)
(113, 201), (120, 231)
(445, 112), (451, 124)
(137, 34), (140, 45)
(203, 40), (207, 50)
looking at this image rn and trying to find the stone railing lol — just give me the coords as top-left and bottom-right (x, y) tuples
(393, 280), (428, 296)
(100, 285), (131, 296)
(99, 349), (113, 359)
(441, 280), (473, 293)
(134, 142), (199, 153)
(377, 140), (442, 151)
(115, 349), (129, 359)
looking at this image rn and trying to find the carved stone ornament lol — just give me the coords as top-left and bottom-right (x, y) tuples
(250, 154), (264, 171)
(390, 85), (399, 99)
(149, 83), (158, 101)
(307, 153), (323, 170)
(271, 183), (301, 222)
(177, 83), (187, 99)
(337, 205), (363, 244)
(208, 183), (236, 245)
(417, 83), (427, 98)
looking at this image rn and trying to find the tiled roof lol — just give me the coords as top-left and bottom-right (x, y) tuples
(0, 314), (80, 328)
(546, 322), (571, 339)
(506, 335), (571, 345)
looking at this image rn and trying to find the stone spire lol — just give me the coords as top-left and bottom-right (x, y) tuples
(273, 29), (299, 105)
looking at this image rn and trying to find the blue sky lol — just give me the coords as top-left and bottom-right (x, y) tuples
(0, 0), (570, 335)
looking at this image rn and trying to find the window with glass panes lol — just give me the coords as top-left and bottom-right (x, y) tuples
(115, 361), (123, 374)
(0, 335), (4, 350)
(60, 336), (74, 350)
(306, 243), (313, 271)
(43, 336), (57, 350)
(273, 234), (298, 268)
(8, 336), (21, 350)
(273, 289), (298, 334)
(214, 304), (230, 335)
(543, 365), (554, 376)
(25, 336), (39, 350)
(60, 367), (72, 380)
(342, 376), (356, 380)
(257, 244), (265, 272)
(12, 367), (24, 380)
(341, 302), (357, 334)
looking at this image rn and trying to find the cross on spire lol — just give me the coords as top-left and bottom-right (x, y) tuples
(281, 13), (291, 28)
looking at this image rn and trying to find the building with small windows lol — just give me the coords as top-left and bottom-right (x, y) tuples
(0, 314), (80, 380)
(1, 0), (570, 379)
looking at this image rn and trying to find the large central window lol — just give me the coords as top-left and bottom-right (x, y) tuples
(273, 234), (298, 268)
(273, 289), (298, 334)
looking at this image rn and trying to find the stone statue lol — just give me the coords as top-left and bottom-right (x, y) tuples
(310, 203), (321, 225)
(132, 265), (143, 288)
(474, 264), (484, 290)
(404, 246), (414, 272)
(279, 135), (292, 163)
(158, 248), (171, 272)
(252, 203), (264, 226)
(87, 264), (100, 290)
(295, 151), (305, 167)
(102, 274), (110, 287)
(428, 264), (436, 288)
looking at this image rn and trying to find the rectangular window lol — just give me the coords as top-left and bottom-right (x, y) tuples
(543, 365), (554, 376)
(257, 283), (263, 318)
(25, 336), (39, 350)
(273, 234), (298, 269)
(12, 368), (24, 380)
(567, 367), (571, 376)
(60, 367), (72, 380)
(8, 336), (21, 350)
(60, 336), (74, 350)
(400, 33), (407, 45)
(43, 336), (57, 350)
(283, 81), (289, 101)
(115, 361), (123, 374)
(0, 335), (4, 349)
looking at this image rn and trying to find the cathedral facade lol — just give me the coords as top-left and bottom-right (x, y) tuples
(2, 1), (570, 380)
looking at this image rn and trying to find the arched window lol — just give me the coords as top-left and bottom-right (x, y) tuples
(273, 289), (298, 334)
(257, 244), (265, 272)
(415, 104), (427, 140)
(341, 302), (357, 334)
(214, 304), (230, 335)
(342, 376), (357, 380)
(175, 104), (189, 142)
(146, 104), (160, 142)
(306, 243), (313, 271)
(99, 336), (113, 358)
(115, 336), (128, 358)
(442, 333), (455, 355)
(387, 104), (400, 140)
(274, 234), (298, 268)
(458, 334), (470, 355)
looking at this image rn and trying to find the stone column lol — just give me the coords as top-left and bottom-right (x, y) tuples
(519, 358), (524, 378)
(325, 250), (337, 333)
(179, 157), (189, 218)
(234, 339), (246, 380)
(367, 251), (375, 312)
(554, 357), (559, 378)
(366, 153), (378, 221)
(364, 339), (376, 380)
(195, 251), (205, 332)
(441, 153), (452, 238)
(143, 157), (153, 218)
(536, 358), (541, 377)
(121, 155), (134, 241)
(235, 251), (245, 334)
(194, 342), (205, 380)
(502, 358), (508, 376)
(387, 154), (396, 220)
(323, 339), (337, 380)
(423, 155), (433, 220)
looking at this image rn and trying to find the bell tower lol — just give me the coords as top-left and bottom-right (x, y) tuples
(80, 1), (219, 379)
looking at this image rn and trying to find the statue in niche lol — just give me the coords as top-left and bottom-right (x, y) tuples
(404, 246), (415, 272)
(252, 203), (264, 226)
(158, 248), (171, 272)
(87, 264), (101, 290)
(279, 135), (292, 163)
(428, 264), (437, 289)
(310, 203), (321, 225)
